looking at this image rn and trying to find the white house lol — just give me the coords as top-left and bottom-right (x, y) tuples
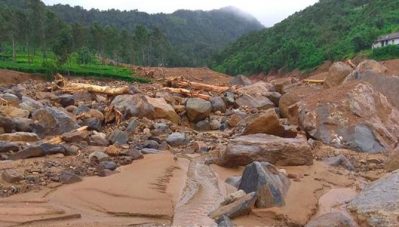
(372, 32), (399, 49)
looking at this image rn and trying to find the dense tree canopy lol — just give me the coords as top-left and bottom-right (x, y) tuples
(212, 0), (399, 75)
(0, 0), (263, 67)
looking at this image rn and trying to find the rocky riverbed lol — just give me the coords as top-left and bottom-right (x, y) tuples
(0, 59), (398, 226)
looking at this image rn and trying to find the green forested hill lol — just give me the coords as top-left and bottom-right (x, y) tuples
(48, 5), (264, 66)
(212, 0), (399, 75)
(0, 0), (263, 67)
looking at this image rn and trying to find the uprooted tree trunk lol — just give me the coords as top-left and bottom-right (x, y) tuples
(162, 87), (211, 100)
(54, 74), (130, 95)
(165, 78), (230, 93)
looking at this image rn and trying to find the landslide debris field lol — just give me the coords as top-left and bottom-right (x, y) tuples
(0, 60), (399, 227)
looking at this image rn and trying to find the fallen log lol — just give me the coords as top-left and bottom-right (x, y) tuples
(166, 78), (229, 93)
(303, 79), (325, 84)
(162, 87), (211, 100)
(54, 74), (130, 95)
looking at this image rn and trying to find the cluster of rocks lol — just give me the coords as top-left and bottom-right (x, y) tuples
(0, 59), (398, 226)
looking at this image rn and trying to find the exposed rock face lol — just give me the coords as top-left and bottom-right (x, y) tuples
(238, 162), (290, 208)
(186, 98), (212, 122)
(324, 62), (353, 88)
(344, 60), (399, 108)
(298, 82), (399, 153)
(279, 86), (321, 124)
(111, 94), (180, 123)
(348, 170), (399, 226)
(32, 107), (79, 136)
(209, 192), (256, 220)
(243, 109), (295, 138)
(219, 134), (313, 167)
(306, 212), (357, 227)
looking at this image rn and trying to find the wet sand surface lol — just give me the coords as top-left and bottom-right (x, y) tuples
(0, 154), (362, 227)
(0, 152), (189, 227)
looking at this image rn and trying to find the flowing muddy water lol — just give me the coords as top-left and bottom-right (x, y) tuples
(173, 155), (224, 227)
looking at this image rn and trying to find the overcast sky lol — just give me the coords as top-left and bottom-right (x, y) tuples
(42, 0), (319, 26)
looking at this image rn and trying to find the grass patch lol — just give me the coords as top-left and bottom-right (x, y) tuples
(0, 53), (151, 83)
(369, 45), (399, 61)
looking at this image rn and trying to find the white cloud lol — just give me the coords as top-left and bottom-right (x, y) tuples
(42, 0), (319, 26)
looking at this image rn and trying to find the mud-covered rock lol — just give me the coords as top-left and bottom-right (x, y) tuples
(0, 106), (29, 118)
(324, 62), (353, 88)
(32, 107), (79, 136)
(186, 98), (212, 122)
(2, 169), (23, 183)
(238, 162), (290, 208)
(209, 192), (256, 220)
(298, 82), (399, 153)
(62, 130), (90, 143)
(243, 109), (295, 137)
(210, 96), (227, 113)
(89, 151), (109, 162)
(89, 132), (109, 146)
(108, 129), (129, 145)
(166, 132), (187, 146)
(217, 215), (234, 227)
(219, 134), (313, 167)
(344, 60), (399, 109)
(111, 94), (180, 123)
(236, 94), (274, 110)
(58, 94), (75, 107)
(19, 96), (44, 112)
(0, 142), (19, 153)
(59, 170), (82, 184)
(11, 143), (67, 160)
(348, 170), (399, 226)
(195, 119), (211, 131)
(306, 212), (357, 227)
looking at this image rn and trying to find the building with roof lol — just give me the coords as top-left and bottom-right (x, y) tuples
(372, 32), (399, 49)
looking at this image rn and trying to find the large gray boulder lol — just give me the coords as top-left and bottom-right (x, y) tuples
(238, 162), (290, 208)
(348, 170), (399, 226)
(186, 98), (212, 122)
(219, 134), (313, 167)
(344, 60), (399, 109)
(298, 82), (399, 153)
(32, 107), (79, 136)
(111, 94), (180, 123)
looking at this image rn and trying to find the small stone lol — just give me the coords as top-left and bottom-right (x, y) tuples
(126, 118), (139, 133)
(186, 98), (212, 122)
(166, 132), (187, 146)
(0, 142), (20, 153)
(217, 215), (234, 227)
(141, 148), (160, 154)
(58, 94), (75, 107)
(144, 140), (160, 149)
(62, 130), (89, 143)
(108, 130), (129, 145)
(2, 169), (23, 183)
(128, 149), (144, 160)
(89, 151), (109, 162)
(99, 161), (117, 171)
(59, 170), (82, 184)
(210, 119), (222, 130)
(325, 154), (354, 171)
(89, 132), (109, 146)
(195, 119), (211, 131)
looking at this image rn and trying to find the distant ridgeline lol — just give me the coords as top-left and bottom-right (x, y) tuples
(211, 0), (399, 75)
(0, 0), (263, 67)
